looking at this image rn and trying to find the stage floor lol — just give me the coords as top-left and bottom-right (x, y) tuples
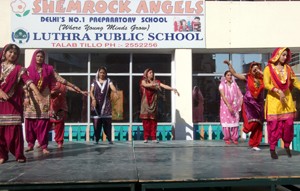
(1, 140), (300, 191)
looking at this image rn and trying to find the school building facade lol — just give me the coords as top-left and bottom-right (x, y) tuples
(1, 0), (300, 148)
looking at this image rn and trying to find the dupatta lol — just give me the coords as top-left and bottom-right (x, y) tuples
(267, 47), (294, 91)
(220, 76), (243, 113)
(247, 62), (264, 99)
(26, 49), (55, 92)
(0, 44), (25, 98)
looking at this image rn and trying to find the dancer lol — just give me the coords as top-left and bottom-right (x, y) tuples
(0, 44), (43, 164)
(263, 47), (300, 159)
(90, 67), (118, 144)
(140, 68), (179, 143)
(24, 49), (84, 154)
(219, 70), (243, 145)
(192, 86), (204, 122)
(50, 81), (87, 148)
(224, 60), (264, 151)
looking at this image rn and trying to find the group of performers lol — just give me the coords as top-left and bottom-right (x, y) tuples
(0, 44), (87, 164)
(220, 47), (299, 159)
(0, 43), (297, 164)
(0, 43), (179, 164)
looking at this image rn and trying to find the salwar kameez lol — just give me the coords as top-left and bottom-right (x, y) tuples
(242, 71), (264, 148)
(0, 52), (32, 162)
(263, 47), (300, 157)
(24, 50), (67, 150)
(90, 77), (113, 143)
(139, 69), (161, 141)
(50, 82), (68, 146)
(219, 77), (243, 143)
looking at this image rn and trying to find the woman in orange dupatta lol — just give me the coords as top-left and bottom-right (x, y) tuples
(224, 60), (264, 151)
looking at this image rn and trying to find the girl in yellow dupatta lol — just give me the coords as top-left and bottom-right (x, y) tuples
(264, 47), (300, 159)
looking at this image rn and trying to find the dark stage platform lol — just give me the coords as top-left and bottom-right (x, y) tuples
(1, 141), (300, 191)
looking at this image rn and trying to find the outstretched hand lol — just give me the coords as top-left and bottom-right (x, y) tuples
(223, 60), (231, 65)
(173, 89), (180, 96)
(80, 91), (88, 96)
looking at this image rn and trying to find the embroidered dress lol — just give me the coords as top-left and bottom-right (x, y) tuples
(24, 49), (67, 150)
(263, 47), (300, 150)
(0, 64), (32, 125)
(242, 62), (264, 147)
(0, 44), (31, 162)
(139, 68), (161, 141)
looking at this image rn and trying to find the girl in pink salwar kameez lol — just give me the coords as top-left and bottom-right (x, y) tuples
(219, 71), (243, 145)
(0, 44), (42, 164)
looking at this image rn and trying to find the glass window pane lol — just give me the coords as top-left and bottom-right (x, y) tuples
(132, 54), (171, 73)
(48, 53), (88, 73)
(90, 53), (130, 73)
(132, 76), (172, 122)
(62, 76), (88, 123)
(192, 76), (220, 122)
(18, 53), (25, 67)
(111, 76), (129, 122)
(192, 53), (219, 73)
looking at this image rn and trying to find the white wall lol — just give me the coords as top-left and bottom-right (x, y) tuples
(205, 2), (300, 52)
(174, 49), (193, 140)
(0, 0), (11, 47)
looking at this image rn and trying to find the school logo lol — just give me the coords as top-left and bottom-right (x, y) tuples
(11, 28), (30, 44)
(11, 0), (30, 17)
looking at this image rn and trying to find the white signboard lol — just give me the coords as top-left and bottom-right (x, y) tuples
(11, 0), (206, 49)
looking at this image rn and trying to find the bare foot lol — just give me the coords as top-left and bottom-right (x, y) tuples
(25, 147), (34, 152)
(43, 149), (50, 154)
(17, 159), (26, 163)
(57, 144), (63, 149)
(0, 158), (5, 164)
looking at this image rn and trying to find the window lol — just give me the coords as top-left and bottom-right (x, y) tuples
(48, 53), (88, 73)
(192, 53), (269, 123)
(90, 53), (130, 73)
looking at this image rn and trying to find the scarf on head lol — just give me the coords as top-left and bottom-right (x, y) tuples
(267, 47), (294, 91)
(247, 62), (264, 99)
(26, 49), (54, 92)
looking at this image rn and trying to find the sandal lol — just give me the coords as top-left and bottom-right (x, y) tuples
(25, 147), (34, 152)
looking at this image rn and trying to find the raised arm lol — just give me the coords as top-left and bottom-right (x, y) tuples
(53, 71), (85, 95)
(223, 60), (246, 81)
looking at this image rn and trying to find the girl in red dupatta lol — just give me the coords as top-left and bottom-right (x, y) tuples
(24, 49), (84, 154)
(224, 60), (264, 151)
(263, 47), (300, 159)
(0, 44), (42, 164)
(139, 68), (179, 143)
